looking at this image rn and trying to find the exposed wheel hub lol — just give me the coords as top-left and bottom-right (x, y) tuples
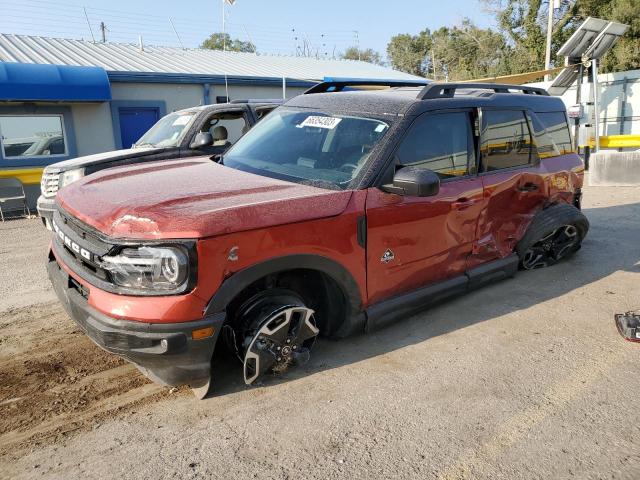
(522, 224), (580, 270)
(241, 304), (319, 385)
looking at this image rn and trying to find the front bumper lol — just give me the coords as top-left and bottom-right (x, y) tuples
(37, 195), (55, 229)
(47, 254), (224, 388)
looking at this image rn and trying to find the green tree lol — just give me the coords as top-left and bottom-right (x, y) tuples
(483, 0), (640, 73)
(386, 22), (511, 80)
(603, 0), (640, 71)
(200, 32), (256, 53)
(431, 21), (513, 80)
(341, 46), (384, 65)
(386, 31), (432, 76)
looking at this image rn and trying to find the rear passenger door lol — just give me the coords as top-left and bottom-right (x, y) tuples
(365, 110), (485, 304)
(473, 109), (547, 264)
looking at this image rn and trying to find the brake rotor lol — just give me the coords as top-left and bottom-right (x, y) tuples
(242, 305), (319, 385)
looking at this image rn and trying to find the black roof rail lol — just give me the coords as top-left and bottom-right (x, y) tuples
(417, 82), (549, 100)
(305, 79), (430, 95)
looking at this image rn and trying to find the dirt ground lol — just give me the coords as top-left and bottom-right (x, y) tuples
(1, 183), (639, 480)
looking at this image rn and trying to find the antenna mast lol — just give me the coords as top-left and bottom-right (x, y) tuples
(83, 7), (95, 43)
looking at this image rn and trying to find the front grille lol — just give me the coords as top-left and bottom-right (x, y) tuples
(41, 171), (60, 198)
(58, 210), (112, 256)
(53, 209), (114, 286)
(68, 270), (90, 299)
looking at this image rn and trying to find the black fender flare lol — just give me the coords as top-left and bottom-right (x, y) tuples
(203, 254), (364, 334)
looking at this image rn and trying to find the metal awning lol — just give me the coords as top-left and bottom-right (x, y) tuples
(0, 62), (111, 102)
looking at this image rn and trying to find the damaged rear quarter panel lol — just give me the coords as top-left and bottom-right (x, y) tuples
(472, 153), (584, 265)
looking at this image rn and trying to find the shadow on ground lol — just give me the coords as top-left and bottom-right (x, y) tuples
(207, 200), (640, 398)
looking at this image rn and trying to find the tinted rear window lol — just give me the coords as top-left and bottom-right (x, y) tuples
(534, 111), (573, 157)
(481, 110), (533, 171)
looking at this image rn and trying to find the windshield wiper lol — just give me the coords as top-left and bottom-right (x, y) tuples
(134, 142), (155, 148)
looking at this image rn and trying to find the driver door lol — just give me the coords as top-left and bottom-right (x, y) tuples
(365, 110), (484, 304)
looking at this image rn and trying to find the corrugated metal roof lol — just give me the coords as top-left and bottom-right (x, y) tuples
(0, 33), (423, 82)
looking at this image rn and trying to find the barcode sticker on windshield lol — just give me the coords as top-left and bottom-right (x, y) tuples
(172, 115), (191, 126)
(298, 116), (342, 129)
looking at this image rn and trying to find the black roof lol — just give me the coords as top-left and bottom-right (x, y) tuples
(286, 84), (566, 117)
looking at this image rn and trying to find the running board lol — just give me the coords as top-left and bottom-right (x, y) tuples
(467, 253), (519, 290)
(365, 254), (519, 332)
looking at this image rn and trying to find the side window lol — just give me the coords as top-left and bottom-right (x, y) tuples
(0, 115), (67, 159)
(529, 113), (560, 159)
(48, 138), (66, 155)
(255, 106), (276, 121)
(396, 112), (474, 179)
(534, 111), (573, 156)
(481, 110), (533, 171)
(200, 111), (250, 146)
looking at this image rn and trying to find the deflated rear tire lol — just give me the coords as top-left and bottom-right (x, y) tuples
(516, 203), (589, 270)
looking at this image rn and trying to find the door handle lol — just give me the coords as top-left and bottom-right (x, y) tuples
(517, 182), (539, 192)
(452, 198), (477, 210)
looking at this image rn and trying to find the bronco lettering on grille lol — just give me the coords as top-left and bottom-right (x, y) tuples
(52, 220), (94, 262)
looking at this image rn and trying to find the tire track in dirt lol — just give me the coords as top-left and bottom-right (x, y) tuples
(0, 302), (174, 457)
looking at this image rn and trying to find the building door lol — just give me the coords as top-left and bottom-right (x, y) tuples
(118, 107), (160, 148)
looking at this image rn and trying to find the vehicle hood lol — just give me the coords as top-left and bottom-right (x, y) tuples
(57, 157), (353, 240)
(47, 147), (165, 171)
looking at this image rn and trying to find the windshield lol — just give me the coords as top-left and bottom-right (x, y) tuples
(134, 111), (197, 148)
(223, 108), (390, 189)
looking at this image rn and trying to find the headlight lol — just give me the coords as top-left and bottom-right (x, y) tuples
(58, 168), (85, 189)
(99, 246), (190, 293)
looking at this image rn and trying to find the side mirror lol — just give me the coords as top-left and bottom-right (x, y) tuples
(381, 166), (440, 197)
(190, 132), (214, 149)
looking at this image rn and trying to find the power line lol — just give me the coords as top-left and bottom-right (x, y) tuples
(0, 0), (360, 55)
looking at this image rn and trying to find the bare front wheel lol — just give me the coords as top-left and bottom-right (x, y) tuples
(236, 291), (319, 385)
(521, 224), (580, 269)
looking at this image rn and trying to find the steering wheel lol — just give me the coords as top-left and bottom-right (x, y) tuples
(339, 163), (358, 174)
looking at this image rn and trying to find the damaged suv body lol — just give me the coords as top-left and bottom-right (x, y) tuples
(47, 81), (588, 397)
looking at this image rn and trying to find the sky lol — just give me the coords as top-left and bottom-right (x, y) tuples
(0, 0), (495, 59)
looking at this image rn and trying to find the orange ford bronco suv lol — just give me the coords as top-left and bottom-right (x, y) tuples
(47, 81), (588, 398)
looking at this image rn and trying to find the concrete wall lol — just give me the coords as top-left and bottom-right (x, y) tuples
(110, 82), (306, 112)
(111, 83), (204, 113)
(208, 83), (307, 102)
(529, 69), (640, 149)
(70, 103), (115, 156)
(597, 72), (640, 136)
(589, 151), (640, 186)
